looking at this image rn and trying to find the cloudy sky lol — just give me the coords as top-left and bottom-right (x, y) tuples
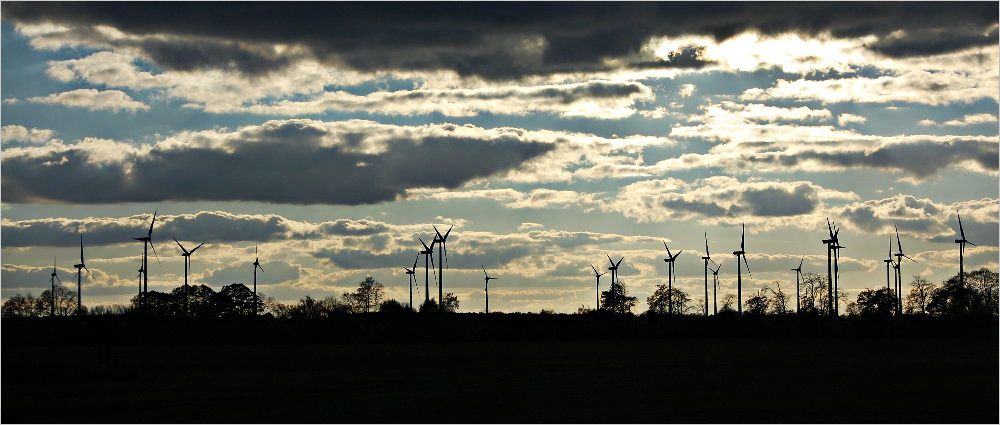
(1, 3), (997, 313)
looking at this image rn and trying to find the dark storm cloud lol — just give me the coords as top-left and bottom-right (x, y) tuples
(4, 2), (995, 79)
(741, 186), (817, 217)
(1, 212), (300, 247)
(1, 120), (554, 205)
(785, 139), (999, 179)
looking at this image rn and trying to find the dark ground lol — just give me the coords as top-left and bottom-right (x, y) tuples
(2, 314), (997, 423)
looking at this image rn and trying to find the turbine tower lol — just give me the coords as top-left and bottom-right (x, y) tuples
(73, 235), (93, 316)
(791, 258), (803, 314)
(711, 261), (722, 315)
(954, 214), (976, 288)
(731, 223), (752, 315)
(132, 210), (159, 311)
(173, 237), (205, 316)
(894, 226), (916, 316)
(831, 224), (845, 316)
(663, 243), (682, 315)
(49, 258), (62, 317)
(404, 255), (418, 309)
(701, 233), (711, 317)
(590, 265), (606, 310)
(418, 238), (436, 304)
(252, 245), (264, 316)
(883, 236), (894, 294)
(433, 225), (452, 311)
(482, 266), (498, 313)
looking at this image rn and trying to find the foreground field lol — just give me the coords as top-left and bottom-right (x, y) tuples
(3, 315), (997, 423)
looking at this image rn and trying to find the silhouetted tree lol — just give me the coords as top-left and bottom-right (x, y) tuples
(441, 292), (460, 312)
(762, 282), (790, 315)
(378, 299), (411, 313)
(345, 276), (385, 313)
(39, 286), (76, 316)
(1, 293), (44, 317)
(418, 298), (438, 313)
(217, 283), (259, 317)
(186, 284), (219, 318)
(575, 305), (594, 314)
(904, 276), (935, 315)
(744, 290), (769, 315)
(928, 268), (999, 316)
(647, 285), (692, 314)
(719, 294), (737, 313)
(601, 280), (637, 314)
(848, 287), (894, 316)
(88, 304), (132, 315)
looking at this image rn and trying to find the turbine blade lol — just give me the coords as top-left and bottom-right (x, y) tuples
(412, 255), (419, 269)
(903, 254), (917, 263)
(189, 242), (205, 254)
(743, 255), (752, 278)
(958, 214), (966, 239)
(675, 250), (683, 259)
(591, 264), (599, 275)
(84, 266), (95, 280)
(967, 240), (977, 246)
(705, 232), (709, 257)
(419, 238), (431, 251)
(149, 240), (161, 265)
(79, 235), (84, 263)
(433, 225), (442, 238)
(798, 258), (804, 269)
(740, 223), (746, 250)
(173, 237), (187, 253)
(616, 257), (624, 267)
(607, 254), (614, 265)
(256, 264), (264, 272)
(148, 210), (157, 237)
(54, 275), (63, 285)
(444, 225), (452, 239)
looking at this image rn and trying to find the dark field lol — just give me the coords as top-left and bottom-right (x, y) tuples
(3, 315), (997, 423)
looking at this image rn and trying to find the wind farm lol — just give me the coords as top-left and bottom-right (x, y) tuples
(1, 2), (997, 423)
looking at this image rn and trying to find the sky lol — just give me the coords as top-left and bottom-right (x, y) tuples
(1, 2), (998, 313)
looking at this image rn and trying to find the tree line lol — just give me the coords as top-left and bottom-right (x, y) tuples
(4, 269), (996, 318)
(1, 276), (460, 318)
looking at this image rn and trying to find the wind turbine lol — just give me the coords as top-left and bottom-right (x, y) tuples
(49, 258), (62, 317)
(403, 255), (418, 309)
(433, 225), (452, 311)
(73, 235), (93, 316)
(955, 214), (976, 288)
(822, 219), (836, 316)
(482, 266), (498, 313)
(831, 224), (845, 315)
(607, 254), (624, 287)
(590, 265), (606, 310)
(894, 226), (916, 316)
(791, 258), (803, 314)
(419, 237), (436, 304)
(731, 223), (752, 315)
(701, 233), (711, 317)
(173, 237), (205, 316)
(663, 242), (682, 315)
(132, 210), (159, 311)
(711, 261), (722, 315)
(252, 245), (264, 316)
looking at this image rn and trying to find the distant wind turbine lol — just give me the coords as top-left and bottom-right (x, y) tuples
(701, 233), (712, 317)
(711, 261), (722, 315)
(252, 245), (264, 316)
(955, 214), (976, 288)
(883, 236), (894, 296)
(73, 235), (93, 316)
(404, 255), (418, 309)
(731, 223), (752, 315)
(132, 210), (159, 311)
(49, 258), (62, 317)
(831, 225), (845, 315)
(419, 237), (436, 304)
(482, 266), (498, 313)
(433, 225), (452, 311)
(822, 219), (836, 316)
(590, 265), (606, 310)
(791, 258), (803, 314)
(607, 254), (624, 287)
(663, 242), (682, 315)
(894, 226), (916, 316)
(173, 237), (205, 316)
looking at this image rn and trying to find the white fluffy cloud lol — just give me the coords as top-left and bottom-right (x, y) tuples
(918, 113), (999, 127)
(22, 89), (149, 112)
(1, 125), (57, 144)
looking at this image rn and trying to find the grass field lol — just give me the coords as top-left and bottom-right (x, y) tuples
(2, 315), (997, 423)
